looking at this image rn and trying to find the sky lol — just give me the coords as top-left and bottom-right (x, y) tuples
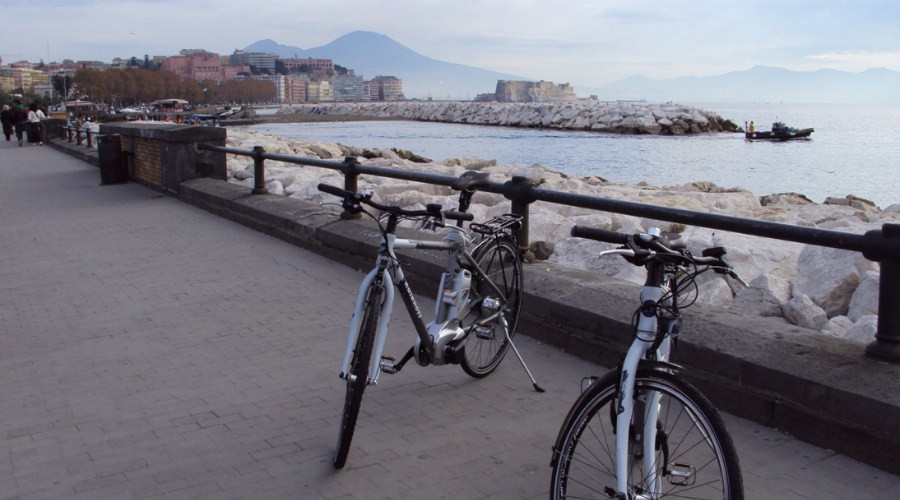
(2, 0), (899, 87)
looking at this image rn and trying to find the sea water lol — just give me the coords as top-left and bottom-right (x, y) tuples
(238, 103), (900, 208)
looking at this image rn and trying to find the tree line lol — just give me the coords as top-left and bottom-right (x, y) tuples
(67, 67), (276, 108)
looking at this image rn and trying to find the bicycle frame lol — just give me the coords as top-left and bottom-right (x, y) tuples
(610, 255), (676, 497)
(339, 227), (508, 387)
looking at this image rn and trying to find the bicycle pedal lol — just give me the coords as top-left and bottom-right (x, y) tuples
(474, 324), (495, 340)
(379, 356), (399, 374)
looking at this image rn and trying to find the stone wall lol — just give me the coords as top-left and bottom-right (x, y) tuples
(279, 100), (741, 135)
(99, 122), (228, 192)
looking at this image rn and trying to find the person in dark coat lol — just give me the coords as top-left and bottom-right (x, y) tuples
(0, 104), (13, 141)
(12, 99), (27, 146)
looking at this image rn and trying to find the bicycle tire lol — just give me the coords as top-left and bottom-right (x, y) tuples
(334, 285), (383, 469)
(550, 368), (743, 499)
(460, 236), (523, 378)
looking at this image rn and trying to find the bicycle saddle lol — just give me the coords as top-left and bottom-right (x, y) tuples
(452, 171), (491, 191)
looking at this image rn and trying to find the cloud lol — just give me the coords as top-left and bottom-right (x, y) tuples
(2, 0), (899, 87)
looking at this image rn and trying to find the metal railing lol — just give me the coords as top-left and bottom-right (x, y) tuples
(60, 125), (97, 148)
(198, 143), (900, 363)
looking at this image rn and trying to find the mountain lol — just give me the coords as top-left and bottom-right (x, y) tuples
(246, 33), (900, 104)
(245, 32), (527, 99)
(589, 66), (900, 104)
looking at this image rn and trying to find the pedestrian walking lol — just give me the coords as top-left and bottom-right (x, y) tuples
(0, 104), (13, 141)
(26, 102), (46, 145)
(12, 99), (27, 146)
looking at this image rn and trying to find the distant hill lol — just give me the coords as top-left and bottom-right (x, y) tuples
(588, 66), (900, 104)
(245, 32), (527, 99)
(247, 33), (900, 104)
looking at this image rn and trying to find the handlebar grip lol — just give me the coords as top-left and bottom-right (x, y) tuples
(443, 210), (475, 222)
(571, 226), (628, 244)
(317, 183), (349, 198)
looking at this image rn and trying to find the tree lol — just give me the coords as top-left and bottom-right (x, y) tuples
(51, 75), (73, 100)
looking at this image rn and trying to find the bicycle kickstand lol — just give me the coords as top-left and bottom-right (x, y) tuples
(500, 316), (545, 393)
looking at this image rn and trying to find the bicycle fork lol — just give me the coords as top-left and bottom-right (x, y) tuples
(616, 287), (668, 497)
(340, 267), (396, 386)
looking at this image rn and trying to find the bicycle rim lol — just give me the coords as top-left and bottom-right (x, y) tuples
(550, 370), (743, 499)
(334, 286), (382, 469)
(461, 237), (523, 377)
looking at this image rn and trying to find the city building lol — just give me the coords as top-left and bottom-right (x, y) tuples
(281, 58), (334, 75)
(307, 79), (334, 103)
(333, 73), (367, 102)
(230, 50), (277, 74)
(159, 51), (248, 83)
(369, 76), (405, 101)
(284, 75), (309, 104)
(0, 67), (50, 93)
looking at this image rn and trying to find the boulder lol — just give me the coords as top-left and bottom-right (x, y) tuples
(822, 315), (854, 337)
(732, 274), (791, 317)
(841, 315), (878, 344)
(793, 245), (878, 316)
(783, 294), (828, 330)
(848, 271), (880, 321)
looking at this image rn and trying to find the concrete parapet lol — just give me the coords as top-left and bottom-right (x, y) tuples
(99, 122), (227, 192)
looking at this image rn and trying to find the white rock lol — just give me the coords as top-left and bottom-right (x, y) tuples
(732, 274), (791, 316)
(794, 246), (878, 316)
(848, 271), (880, 321)
(783, 294), (828, 330)
(821, 315), (854, 337)
(841, 315), (878, 344)
(694, 278), (735, 308)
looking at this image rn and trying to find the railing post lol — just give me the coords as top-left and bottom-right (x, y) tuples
(865, 224), (900, 362)
(86, 130), (93, 149)
(67, 127), (73, 143)
(251, 145), (268, 194)
(76, 129), (83, 146)
(504, 175), (536, 254)
(341, 156), (361, 219)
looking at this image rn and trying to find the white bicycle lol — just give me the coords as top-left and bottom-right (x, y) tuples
(318, 172), (543, 469)
(550, 226), (745, 499)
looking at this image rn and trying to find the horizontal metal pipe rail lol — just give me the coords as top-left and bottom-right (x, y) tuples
(199, 143), (900, 362)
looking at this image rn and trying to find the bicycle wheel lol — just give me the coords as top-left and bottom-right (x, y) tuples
(461, 236), (523, 377)
(334, 285), (383, 469)
(550, 368), (743, 499)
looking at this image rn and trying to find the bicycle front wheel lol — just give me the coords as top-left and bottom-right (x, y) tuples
(334, 285), (383, 469)
(550, 368), (743, 499)
(461, 236), (523, 378)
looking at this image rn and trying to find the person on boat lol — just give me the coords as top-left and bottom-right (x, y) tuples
(749, 121), (755, 133)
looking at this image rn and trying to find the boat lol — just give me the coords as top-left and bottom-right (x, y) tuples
(745, 121), (814, 141)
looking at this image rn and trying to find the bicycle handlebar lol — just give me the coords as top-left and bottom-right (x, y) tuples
(317, 183), (474, 222)
(571, 225), (744, 283)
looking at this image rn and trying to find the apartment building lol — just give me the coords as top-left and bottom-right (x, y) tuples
(230, 51), (277, 74)
(369, 76), (404, 101)
(281, 58), (334, 74)
(159, 51), (248, 83)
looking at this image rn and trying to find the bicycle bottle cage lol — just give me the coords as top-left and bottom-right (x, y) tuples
(469, 213), (523, 237)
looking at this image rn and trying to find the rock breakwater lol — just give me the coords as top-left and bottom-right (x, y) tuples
(277, 101), (741, 135)
(225, 129), (898, 346)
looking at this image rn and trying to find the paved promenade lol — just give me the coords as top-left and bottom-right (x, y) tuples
(2, 141), (899, 499)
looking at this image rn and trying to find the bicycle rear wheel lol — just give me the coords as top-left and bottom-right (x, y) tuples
(461, 236), (523, 377)
(334, 285), (383, 469)
(550, 368), (743, 499)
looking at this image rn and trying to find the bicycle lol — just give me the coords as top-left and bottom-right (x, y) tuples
(318, 172), (543, 469)
(549, 226), (745, 499)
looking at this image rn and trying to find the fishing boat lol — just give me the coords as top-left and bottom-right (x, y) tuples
(745, 121), (814, 141)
